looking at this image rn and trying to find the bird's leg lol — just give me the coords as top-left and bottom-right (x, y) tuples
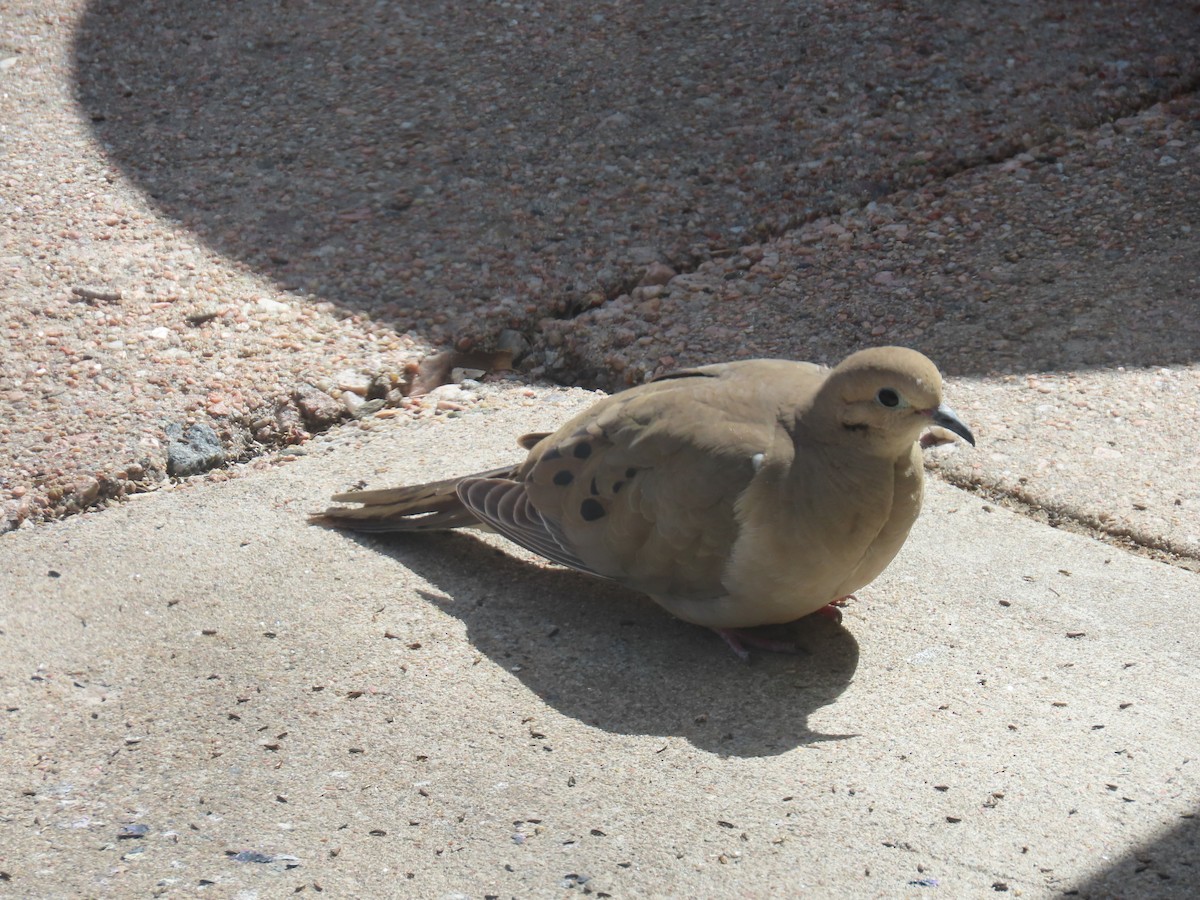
(714, 596), (856, 658)
(713, 628), (809, 660)
(814, 594), (856, 626)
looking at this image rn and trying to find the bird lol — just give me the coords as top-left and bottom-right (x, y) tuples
(312, 347), (975, 657)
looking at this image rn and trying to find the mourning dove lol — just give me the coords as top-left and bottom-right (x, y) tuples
(313, 347), (974, 657)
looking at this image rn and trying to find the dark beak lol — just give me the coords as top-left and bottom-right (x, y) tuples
(929, 403), (976, 446)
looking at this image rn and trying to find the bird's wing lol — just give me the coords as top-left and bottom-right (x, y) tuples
(456, 360), (826, 599)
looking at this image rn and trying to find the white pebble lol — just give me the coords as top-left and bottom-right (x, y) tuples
(336, 370), (372, 396)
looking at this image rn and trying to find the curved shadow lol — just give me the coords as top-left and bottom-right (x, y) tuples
(349, 531), (859, 757)
(1068, 814), (1200, 897)
(73, 0), (1200, 366)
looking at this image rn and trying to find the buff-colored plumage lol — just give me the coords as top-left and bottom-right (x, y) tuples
(313, 347), (974, 652)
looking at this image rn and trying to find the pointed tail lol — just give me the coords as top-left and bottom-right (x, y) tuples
(309, 465), (518, 533)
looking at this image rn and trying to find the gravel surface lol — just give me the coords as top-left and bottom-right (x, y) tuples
(2, 0), (1199, 539)
(69, 0), (1198, 337)
(545, 99), (1200, 383)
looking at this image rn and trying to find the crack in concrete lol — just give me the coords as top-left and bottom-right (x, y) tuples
(544, 78), (1200, 329)
(933, 470), (1200, 575)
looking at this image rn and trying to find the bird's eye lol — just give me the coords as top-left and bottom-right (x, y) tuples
(876, 388), (901, 408)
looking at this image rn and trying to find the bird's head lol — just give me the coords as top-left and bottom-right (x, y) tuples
(819, 347), (975, 457)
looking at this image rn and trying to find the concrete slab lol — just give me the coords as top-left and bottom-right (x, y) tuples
(2, 389), (1196, 896)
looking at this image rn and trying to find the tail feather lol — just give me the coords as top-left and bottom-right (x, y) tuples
(311, 465), (518, 533)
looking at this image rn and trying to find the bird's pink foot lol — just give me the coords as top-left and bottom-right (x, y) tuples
(714, 597), (855, 658)
(713, 628), (809, 661)
(815, 594), (856, 625)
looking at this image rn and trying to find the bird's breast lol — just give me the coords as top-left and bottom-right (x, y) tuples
(706, 449), (919, 628)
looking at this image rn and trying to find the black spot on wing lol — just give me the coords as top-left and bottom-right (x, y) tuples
(573, 442), (592, 460)
(553, 469), (574, 486)
(579, 498), (606, 522)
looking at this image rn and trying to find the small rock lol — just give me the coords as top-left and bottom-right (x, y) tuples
(368, 372), (397, 400)
(427, 384), (472, 405)
(229, 850), (275, 864)
(341, 391), (365, 415)
(186, 308), (219, 326)
(165, 424), (225, 477)
(293, 384), (343, 429)
(350, 399), (386, 419)
(336, 370), (372, 396)
(496, 329), (530, 362)
(256, 297), (290, 315)
(640, 262), (676, 287)
(72, 476), (100, 507)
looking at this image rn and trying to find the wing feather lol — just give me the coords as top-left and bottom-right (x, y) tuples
(457, 477), (599, 576)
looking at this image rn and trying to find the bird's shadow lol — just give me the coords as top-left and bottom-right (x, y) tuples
(343, 529), (859, 758)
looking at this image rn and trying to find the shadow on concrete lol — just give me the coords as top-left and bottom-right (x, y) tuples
(1067, 814), (1200, 897)
(72, 0), (1200, 366)
(350, 530), (859, 757)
